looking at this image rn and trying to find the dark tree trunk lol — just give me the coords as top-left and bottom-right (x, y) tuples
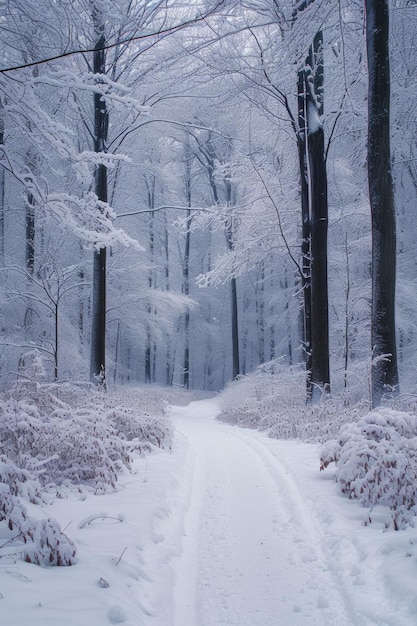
(163, 213), (172, 386)
(225, 176), (240, 380)
(297, 27), (330, 402)
(230, 275), (240, 379)
(90, 244), (106, 385)
(297, 69), (313, 399)
(204, 228), (213, 390)
(78, 249), (85, 347)
(365, 0), (399, 407)
(182, 146), (192, 389)
(145, 188), (155, 384)
(25, 195), (35, 275)
(54, 301), (58, 380)
(183, 217), (191, 389)
(25, 148), (36, 275)
(308, 101), (330, 400)
(89, 28), (108, 387)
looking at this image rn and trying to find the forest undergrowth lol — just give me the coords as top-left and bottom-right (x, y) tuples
(0, 368), (190, 568)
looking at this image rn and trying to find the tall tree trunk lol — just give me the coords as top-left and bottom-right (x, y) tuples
(230, 274), (240, 379)
(241, 292), (250, 374)
(163, 212), (172, 386)
(183, 227), (191, 389)
(308, 116), (330, 398)
(89, 24), (108, 387)
(182, 144), (192, 389)
(282, 265), (293, 365)
(343, 235), (350, 398)
(365, 0), (399, 407)
(307, 31), (330, 400)
(145, 187), (155, 384)
(78, 243), (85, 348)
(202, 136), (240, 381)
(0, 109), (5, 265)
(25, 147), (36, 276)
(298, 28), (330, 402)
(297, 69), (313, 399)
(54, 301), (59, 380)
(225, 176), (240, 380)
(204, 228), (213, 390)
(256, 262), (265, 364)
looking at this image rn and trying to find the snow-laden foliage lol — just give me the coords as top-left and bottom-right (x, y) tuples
(0, 454), (44, 504)
(0, 388), (127, 492)
(0, 457), (77, 567)
(0, 382), (173, 566)
(218, 360), (368, 442)
(95, 387), (175, 454)
(320, 408), (417, 530)
(0, 381), (173, 491)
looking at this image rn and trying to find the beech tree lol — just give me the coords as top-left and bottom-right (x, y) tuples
(365, 0), (399, 407)
(89, 5), (108, 386)
(291, 0), (330, 401)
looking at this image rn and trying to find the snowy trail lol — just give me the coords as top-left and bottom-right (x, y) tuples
(170, 399), (356, 626)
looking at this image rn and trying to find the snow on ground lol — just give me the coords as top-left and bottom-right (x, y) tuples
(3, 396), (417, 625)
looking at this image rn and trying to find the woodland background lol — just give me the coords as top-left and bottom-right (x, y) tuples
(0, 0), (415, 406)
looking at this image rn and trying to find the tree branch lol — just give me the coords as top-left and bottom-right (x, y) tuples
(0, 2), (228, 74)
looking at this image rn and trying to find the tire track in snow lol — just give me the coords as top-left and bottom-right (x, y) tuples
(171, 400), (357, 626)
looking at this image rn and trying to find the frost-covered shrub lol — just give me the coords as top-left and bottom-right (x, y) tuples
(320, 408), (417, 529)
(219, 362), (306, 429)
(0, 385), (132, 492)
(110, 409), (172, 452)
(0, 461), (77, 566)
(22, 517), (77, 566)
(0, 382), (174, 567)
(0, 484), (31, 533)
(52, 412), (131, 492)
(102, 386), (175, 452)
(218, 361), (367, 442)
(0, 382), (174, 492)
(0, 455), (44, 503)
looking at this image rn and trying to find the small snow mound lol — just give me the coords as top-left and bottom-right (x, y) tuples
(108, 604), (127, 624)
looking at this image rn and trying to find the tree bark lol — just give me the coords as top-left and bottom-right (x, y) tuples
(297, 28), (330, 402)
(297, 69), (312, 398)
(182, 144), (192, 389)
(0, 110), (4, 265)
(230, 274), (240, 379)
(225, 177), (240, 380)
(308, 101), (330, 399)
(365, 0), (399, 406)
(89, 27), (108, 387)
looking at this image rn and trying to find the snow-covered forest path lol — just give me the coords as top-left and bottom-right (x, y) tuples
(6, 394), (417, 626)
(170, 399), (354, 626)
